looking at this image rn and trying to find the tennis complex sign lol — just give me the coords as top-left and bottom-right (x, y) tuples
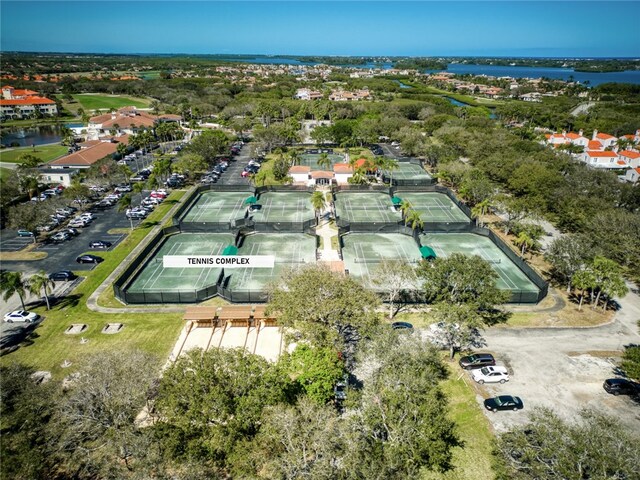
(163, 255), (275, 268)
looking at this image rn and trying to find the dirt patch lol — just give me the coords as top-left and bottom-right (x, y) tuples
(0, 248), (48, 261)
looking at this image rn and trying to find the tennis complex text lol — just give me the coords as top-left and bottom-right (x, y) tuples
(163, 255), (275, 269)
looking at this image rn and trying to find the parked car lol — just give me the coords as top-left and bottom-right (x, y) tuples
(69, 219), (89, 228)
(241, 170), (251, 178)
(391, 321), (414, 330)
(76, 254), (103, 264)
(459, 353), (496, 370)
(472, 366), (510, 384)
(115, 184), (132, 193)
(50, 231), (71, 243)
(17, 230), (34, 237)
(64, 228), (80, 236)
(49, 270), (77, 281)
(89, 240), (112, 249)
(484, 395), (524, 412)
(36, 224), (55, 232)
(80, 212), (96, 221)
(4, 310), (39, 323)
(603, 378), (640, 396)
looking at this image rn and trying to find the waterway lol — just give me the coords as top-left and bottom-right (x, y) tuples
(428, 63), (640, 86)
(393, 80), (413, 89)
(1, 124), (81, 147)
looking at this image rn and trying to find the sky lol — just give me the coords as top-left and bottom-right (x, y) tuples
(1, 1), (639, 57)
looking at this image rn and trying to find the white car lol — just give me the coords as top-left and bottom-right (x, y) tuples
(80, 212), (95, 221)
(472, 366), (509, 384)
(69, 218), (89, 228)
(4, 310), (39, 323)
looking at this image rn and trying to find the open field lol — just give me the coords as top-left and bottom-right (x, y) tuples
(0, 191), (187, 378)
(0, 166), (12, 180)
(71, 93), (151, 111)
(0, 144), (68, 163)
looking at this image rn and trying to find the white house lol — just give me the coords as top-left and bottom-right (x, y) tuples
(333, 163), (354, 185)
(625, 167), (640, 184)
(288, 165), (312, 185)
(580, 150), (622, 169)
(0, 86), (57, 120)
(592, 130), (617, 149)
(294, 88), (323, 101)
(618, 150), (640, 169)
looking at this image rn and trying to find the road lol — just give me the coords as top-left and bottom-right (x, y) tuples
(570, 102), (596, 117)
(476, 283), (640, 432)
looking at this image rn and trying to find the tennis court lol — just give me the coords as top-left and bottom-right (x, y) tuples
(395, 192), (470, 223)
(127, 233), (235, 293)
(181, 191), (250, 224)
(420, 233), (540, 294)
(385, 163), (433, 182)
(250, 191), (315, 223)
(341, 233), (422, 288)
(228, 233), (317, 291)
(300, 153), (345, 171)
(334, 191), (402, 223)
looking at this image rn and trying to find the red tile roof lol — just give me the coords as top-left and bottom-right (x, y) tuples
(617, 160), (627, 165)
(310, 171), (334, 179)
(619, 150), (640, 159)
(333, 163), (353, 174)
(596, 132), (616, 140)
(49, 136), (128, 167)
(586, 151), (617, 158)
(588, 140), (603, 150)
(565, 132), (581, 140)
(0, 97), (55, 105)
(289, 165), (311, 174)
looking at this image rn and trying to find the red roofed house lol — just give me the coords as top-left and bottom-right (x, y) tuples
(592, 130), (617, 149)
(580, 150), (621, 169)
(1, 85), (57, 119)
(288, 165), (312, 185)
(333, 163), (354, 185)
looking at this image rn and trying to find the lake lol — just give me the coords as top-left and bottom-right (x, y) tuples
(1, 124), (80, 147)
(428, 64), (640, 86)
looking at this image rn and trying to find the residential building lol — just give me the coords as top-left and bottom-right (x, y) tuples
(579, 150), (622, 169)
(333, 163), (354, 185)
(592, 130), (617, 149)
(624, 167), (640, 184)
(329, 88), (371, 101)
(619, 150), (640, 169)
(294, 88), (323, 100)
(0, 85), (57, 119)
(288, 165), (312, 185)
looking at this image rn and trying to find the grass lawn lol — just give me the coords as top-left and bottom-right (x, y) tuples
(424, 362), (495, 480)
(0, 191), (187, 379)
(0, 166), (12, 180)
(71, 94), (151, 111)
(0, 144), (68, 163)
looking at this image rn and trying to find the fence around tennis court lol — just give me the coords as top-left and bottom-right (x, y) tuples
(381, 158), (436, 186)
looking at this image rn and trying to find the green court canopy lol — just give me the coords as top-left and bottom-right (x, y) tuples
(222, 245), (238, 256)
(391, 196), (402, 205)
(244, 196), (258, 205)
(419, 246), (437, 259)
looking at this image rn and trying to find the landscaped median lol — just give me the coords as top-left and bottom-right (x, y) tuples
(0, 190), (188, 379)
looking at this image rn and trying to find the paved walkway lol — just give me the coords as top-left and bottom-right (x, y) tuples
(0, 161), (18, 170)
(315, 192), (340, 262)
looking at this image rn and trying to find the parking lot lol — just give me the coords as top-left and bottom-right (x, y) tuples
(474, 291), (640, 432)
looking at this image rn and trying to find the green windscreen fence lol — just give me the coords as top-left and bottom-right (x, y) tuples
(222, 245), (238, 255)
(419, 246), (436, 259)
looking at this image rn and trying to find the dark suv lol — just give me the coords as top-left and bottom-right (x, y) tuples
(603, 378), (640, 396)
(459, 353), (496, 370)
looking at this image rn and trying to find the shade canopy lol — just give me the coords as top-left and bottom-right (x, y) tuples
(419, 246), (437, 259)
(244, 196), (258, 205)
(222, 245), (238, 256)
(391, 196), (402, 205)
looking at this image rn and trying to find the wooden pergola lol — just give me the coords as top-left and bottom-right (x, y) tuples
(183, 305), (277, 327)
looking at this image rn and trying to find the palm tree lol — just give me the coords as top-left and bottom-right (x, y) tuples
(0, 271), (28, 311)
(118, 194), (134, 230)
(348, 166), (369, 185)
(317, 152), (332, 171)
(514, 232), (534, 256)
(310, 191), (327, 224)
(289, 150), (301, 166)
(28, 271), (55, 310)
(404, 210), (424, 231)
(471, 198), (491, 227)
(399, 200), (413, 219)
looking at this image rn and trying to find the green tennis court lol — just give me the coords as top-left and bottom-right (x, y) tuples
(181, 191), (249, 224)
(250, 191), (315, 223)
(341, 233), (422, 288)
(395, 192), (470, 223)
(228, 233), (317, 291)
(300, 153), (345, 171)
(420, 233), (540, 294)
(385, 163), (433, 181)
(128, 233), (235, 293)
(334, 191), (402, 223)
